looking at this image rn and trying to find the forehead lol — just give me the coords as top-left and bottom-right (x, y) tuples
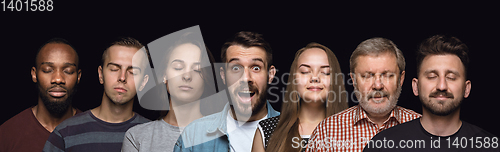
(355, 53), (398, 73)
(420, 54), (464, 74)
(37, 43), (78, 66)
(169, 43), (202, 63)
(106, 45), (139, 66)
(297, 48), (329, 66)
(226, 45), (267, 63)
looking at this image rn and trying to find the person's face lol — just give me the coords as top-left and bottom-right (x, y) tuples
(412, 54), (471, 116)
(165, 43), (204, 103)
(351, 52), (404, 115)
(220, 45), (276, 116)
(98, 45), (148, 105)
(31, 43), (81, 116)
(295, 48), (331, 105)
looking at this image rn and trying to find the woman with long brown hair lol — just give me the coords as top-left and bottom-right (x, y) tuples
(252, 42), (348, 152)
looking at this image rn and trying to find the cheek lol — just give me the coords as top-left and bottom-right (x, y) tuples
(192, 75), (205, 89)
(417, 81), (433, 95)
(253, 73), (269, 90)
(355, 78), (370, 91)
(225, 73), (241, 85)
(322, 77), (331, 88)
(447, 83), (464, 95)
(295, 75), (308, 87)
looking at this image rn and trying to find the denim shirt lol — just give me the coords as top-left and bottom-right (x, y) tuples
(173, 101), (280, 152)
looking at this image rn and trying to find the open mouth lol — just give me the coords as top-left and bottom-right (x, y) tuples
(237, 90), (255, 104)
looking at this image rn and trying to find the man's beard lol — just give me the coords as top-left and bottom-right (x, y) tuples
(420, 90), (460, 116)
(228, 82), (268, 119)
(355, 83), (401, 115)
(39, 84), (75, 118)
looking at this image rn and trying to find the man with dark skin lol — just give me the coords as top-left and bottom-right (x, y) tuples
(0, 38), (82, 152)
(43, 37), (150, 152)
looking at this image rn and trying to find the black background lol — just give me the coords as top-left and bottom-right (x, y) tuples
(1, 1), (498, 137)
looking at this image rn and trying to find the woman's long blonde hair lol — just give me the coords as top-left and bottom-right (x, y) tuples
(266, 42), (348, 152)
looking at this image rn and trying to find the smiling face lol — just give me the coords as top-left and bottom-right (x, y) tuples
(165, 43), (204, 103)
(221, 45), (275, 116)
(98, 45), (147, 105)
(295, 48), (331, 104)
(413, 54), (471, 116)
(32, 43), (81, 117)
(351, 52), (404, 115)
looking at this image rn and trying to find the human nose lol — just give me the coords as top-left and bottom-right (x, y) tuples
(51, 70), (66, 85)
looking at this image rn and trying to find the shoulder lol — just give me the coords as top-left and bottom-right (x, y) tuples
(126, 120), (160, 134)
(181, 111), (222, 134)
(125, 120), (162, 142)
(132, 113), (151, 124)
(189, 111), (221, 125)
(396, 106), (422, 117)
(54, 110), (94, 131)
(0, 108), (33, 130)
(259, 116), (279, 128)
(460, 121), (498, 138)
(375, 118), (421, 139)
(321, 105), (358, 125)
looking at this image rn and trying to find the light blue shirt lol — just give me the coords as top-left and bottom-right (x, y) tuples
(173, 101), (280, 152)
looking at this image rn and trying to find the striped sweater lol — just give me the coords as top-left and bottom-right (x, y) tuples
(43, 110), (150, 152)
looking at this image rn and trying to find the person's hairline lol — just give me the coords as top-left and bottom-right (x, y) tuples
(36, 42), (79, 68)
(351, 51), (402, 73)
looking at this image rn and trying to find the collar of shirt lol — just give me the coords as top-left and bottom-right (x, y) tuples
(353, 105), (402, 128)
(206, 100), (280, 134)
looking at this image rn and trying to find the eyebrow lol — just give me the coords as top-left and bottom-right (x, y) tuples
(228, 58), (265, 64)
(41, 62), (77, 67)
(171, 59), (185, 64)
(298, 64), (330, 68)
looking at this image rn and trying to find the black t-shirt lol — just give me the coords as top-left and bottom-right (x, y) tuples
(363, 118), (499, 152)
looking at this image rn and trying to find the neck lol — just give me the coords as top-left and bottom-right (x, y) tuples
(298, 100), (326, 136)
(230, 104), (268, 122)
(420, 107), (462, 136)
(365, 107), (394, 127)
(91, 93), (135, 123)
(164, 99), (203, 127)
(33, 98), (76, 132)
(299, 101), (326, 123)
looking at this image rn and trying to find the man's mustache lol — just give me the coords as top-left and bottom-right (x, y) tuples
(235, 82), (257, 92)
(429, 91), (454, 99)
(47, 84), (68, 92)
(367, 90), (389, 98)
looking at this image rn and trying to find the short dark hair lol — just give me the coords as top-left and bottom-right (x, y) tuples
(220, 31), (273, 69)
(416, 35), (469, 78)
(35, 38), (79, 67)
(101, 37), (149, 66)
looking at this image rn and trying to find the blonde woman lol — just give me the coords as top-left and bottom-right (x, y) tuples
(252, 42), (348, 152)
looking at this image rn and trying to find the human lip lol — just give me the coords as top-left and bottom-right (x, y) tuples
(432, 95), (451, 100)
(179, 85), (193, 91)
(114, 87), (127, 93)
(237, 90), (255, 104)
(307, 86), (323, 91)
(48, 87), (67, 97)
(369, 92), (388, 100)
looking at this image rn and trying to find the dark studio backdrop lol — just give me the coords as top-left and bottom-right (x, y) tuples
(1, 1), (499, 137)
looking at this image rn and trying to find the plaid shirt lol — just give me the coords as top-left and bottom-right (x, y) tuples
(306, 105), (421, 152)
